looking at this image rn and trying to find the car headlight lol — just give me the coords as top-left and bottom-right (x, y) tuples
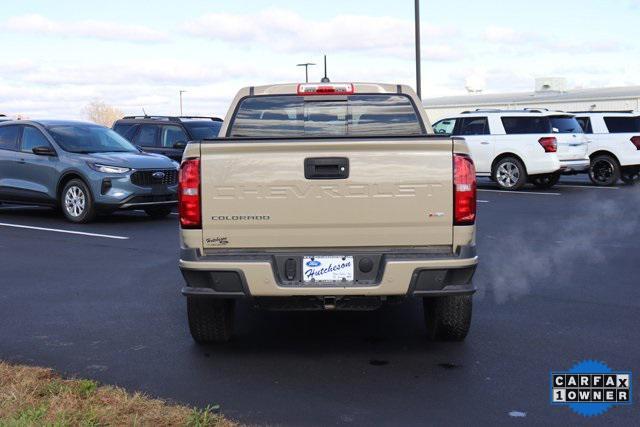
(172, 161), (180, 170)
(89, 163), (131, 174)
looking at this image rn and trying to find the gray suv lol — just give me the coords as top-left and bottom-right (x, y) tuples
(0, 120), (179, 223)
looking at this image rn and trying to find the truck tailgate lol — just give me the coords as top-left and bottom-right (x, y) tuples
(200, 138), (453, 249)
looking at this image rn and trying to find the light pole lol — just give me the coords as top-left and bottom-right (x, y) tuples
(179, 90), (187, 116)
(414, 0), (422, 99)
(297, 63), (316, 83)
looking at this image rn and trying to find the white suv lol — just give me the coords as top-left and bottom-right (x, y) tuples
(432, 109), (590, 190)
(572, 112), (640, 186)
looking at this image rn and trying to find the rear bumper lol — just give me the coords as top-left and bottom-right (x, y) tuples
(179, 247), (478, 299)
(559, 158), (590, 173)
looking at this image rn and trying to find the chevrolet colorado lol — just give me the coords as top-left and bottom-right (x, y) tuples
(178, 83), (478, 343)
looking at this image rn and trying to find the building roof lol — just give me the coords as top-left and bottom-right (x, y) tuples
(424, 86), (640, 108)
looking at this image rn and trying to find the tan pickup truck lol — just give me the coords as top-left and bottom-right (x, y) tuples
(178, 82), (478, 343)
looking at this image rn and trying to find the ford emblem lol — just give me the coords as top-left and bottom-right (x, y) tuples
(152, 171), (166, 180)
(306, 260), (321, 267)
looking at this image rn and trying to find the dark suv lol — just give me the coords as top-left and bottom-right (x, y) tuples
(112, 116), (223, 161)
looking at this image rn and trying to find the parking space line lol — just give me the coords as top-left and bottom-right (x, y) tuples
(478, 189), (561, 196)
(0, 222), (129, 240)
(478, 200), (490, 203)
(556, 185), (620, 190)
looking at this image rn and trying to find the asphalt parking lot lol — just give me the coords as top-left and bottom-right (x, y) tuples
(1, 176), (638, 426)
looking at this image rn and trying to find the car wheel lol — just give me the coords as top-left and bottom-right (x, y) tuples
(423, 295), (472, 342)
(61, 179), (96, 223)
(187, 297), (235, 344)
(589, 155), (620, 186)
(492, 157), (527, 190)
(531, 172), (561, 189)
(144, 206), (173, 218)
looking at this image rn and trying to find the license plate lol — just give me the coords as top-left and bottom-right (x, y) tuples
(151, 184), (169, 195)
(302, 256), (354, 283)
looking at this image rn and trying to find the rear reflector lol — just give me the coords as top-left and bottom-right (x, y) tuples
(631, 136), (640, 150)
(538, 137), (558, 153)
(297, 83), (354, 96)
(179, 158), (201, 229)
(454, 154), (477, 226)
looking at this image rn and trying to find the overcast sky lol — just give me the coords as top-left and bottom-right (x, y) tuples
(1, 0), (639, 119)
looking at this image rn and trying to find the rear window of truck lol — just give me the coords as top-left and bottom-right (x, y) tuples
(228, 94), (425, 138)
(604, 117), (640, 133)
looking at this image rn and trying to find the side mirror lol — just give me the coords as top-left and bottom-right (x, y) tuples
(32, 146), (56, 156)
(173, 141), (187, 149)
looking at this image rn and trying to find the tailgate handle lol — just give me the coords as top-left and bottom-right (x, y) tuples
(304, 157), (349, 180)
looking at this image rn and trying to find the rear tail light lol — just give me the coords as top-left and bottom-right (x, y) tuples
(631, 136), (640, 150)
(297, 83), (354, 96)
(538, 137), (558, 153)
(453, 154), (477, 226)
(179, 158), (201, 229)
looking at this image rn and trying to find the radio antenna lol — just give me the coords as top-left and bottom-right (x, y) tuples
(321, 55), (330, 83)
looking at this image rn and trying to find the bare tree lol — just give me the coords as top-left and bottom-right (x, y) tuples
(82, 100), (124, 127)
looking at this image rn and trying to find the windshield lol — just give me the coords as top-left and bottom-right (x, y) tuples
(47, 124), (138, 153)
(550, 116), (584, 134)
(183, 121), (223, 139)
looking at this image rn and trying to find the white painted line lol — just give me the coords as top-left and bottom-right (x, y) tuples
(556, 185), (619, 190)
(0, 222), (129, 240)
(478, 200), (490, 203)
(478, 189), (561, 196)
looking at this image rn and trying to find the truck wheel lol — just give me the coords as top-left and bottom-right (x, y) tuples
(492, 157), (527, 190)
(61, 179), (96, 223)
(144, 206), (173, 218)
(531, 172), (561, 189)
(589, 155), (620, 186)
(423, 295), (472, 342)
(187, 298), (235, 344)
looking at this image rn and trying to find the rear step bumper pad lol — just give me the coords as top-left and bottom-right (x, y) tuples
(180, 247), (477, 298)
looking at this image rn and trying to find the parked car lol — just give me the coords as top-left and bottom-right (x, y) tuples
(113, 116), (223, 161)
(432, 109), (590, 190)
(0, 120), (179, 223)
(178, 82), (478, 344)
(0, 114), (10, 122)
(572, 112), (640, 186)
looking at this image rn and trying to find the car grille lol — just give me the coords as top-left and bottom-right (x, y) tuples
(130, 169), (178, 186)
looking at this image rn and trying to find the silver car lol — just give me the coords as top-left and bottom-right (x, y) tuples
(0, 120), (179, 223)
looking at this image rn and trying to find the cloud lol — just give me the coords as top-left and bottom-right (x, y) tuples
(483, 26), (529, 43)
(2, 14), (167, 43)
(182, 9), (457, 58)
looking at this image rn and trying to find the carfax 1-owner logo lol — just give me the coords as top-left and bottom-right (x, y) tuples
(551, 360), (633, 417)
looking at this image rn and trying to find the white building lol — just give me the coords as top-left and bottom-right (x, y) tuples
(423, 78), (640, 123)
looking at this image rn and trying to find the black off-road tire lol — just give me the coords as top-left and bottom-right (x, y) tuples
(61, 179), (97, 223)
(187, 298), (235, 344)
(531, 172), (561, 189)
(589, 154), (620, 186)
(492, 157), (527, 191)
(424, 295), (473, 342)
(144, 206), (173, 218)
